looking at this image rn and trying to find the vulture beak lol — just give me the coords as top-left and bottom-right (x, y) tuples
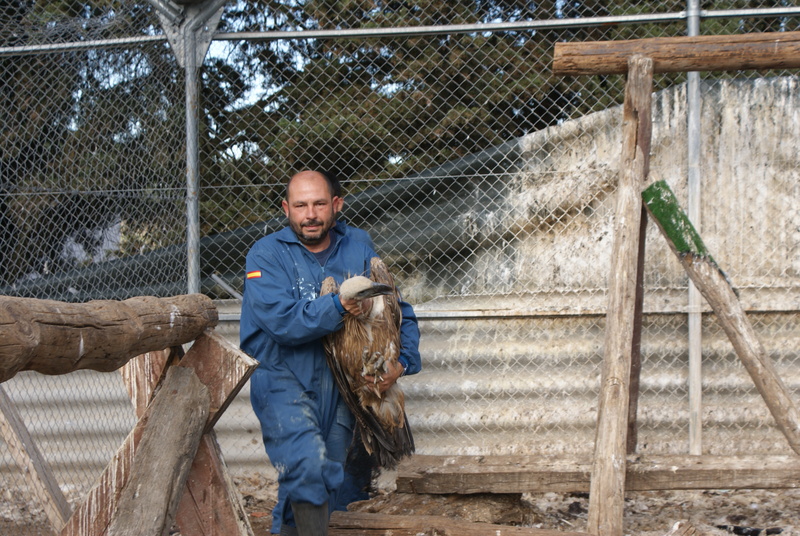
(353, 282), (393, 301)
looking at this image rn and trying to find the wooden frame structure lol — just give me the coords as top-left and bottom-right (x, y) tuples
(0, 294), (258, 536)
(331, 30), (800, 536)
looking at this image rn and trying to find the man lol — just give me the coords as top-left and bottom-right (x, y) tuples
(240, 170), (421, 535)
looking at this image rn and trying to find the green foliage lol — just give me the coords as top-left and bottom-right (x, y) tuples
(3, 1), (795, 283)
(0, 1), (184, 283)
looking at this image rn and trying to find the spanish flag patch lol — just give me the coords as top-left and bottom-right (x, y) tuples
(246, 270), (262, 279)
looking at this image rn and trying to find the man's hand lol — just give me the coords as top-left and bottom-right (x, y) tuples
(340, 296), (374, 317)
(339, 296), (362, 316)
(365, 359), (404, 394)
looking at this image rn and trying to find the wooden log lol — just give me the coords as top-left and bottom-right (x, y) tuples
(0, 294), (218, 382)
(106, 366), (210, 536)
(0, 385), (72, 530)
(553, 30), (800, 76)
(642, 180), (800, 456)
(397, 454), (800, 494)
(329, 510), (589, 536)
(588, 55), (653, 536)
(61, 331), (257, 536)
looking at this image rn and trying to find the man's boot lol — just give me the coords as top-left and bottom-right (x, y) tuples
(279, 523), (298, 536)
(290, 501), (329, 536)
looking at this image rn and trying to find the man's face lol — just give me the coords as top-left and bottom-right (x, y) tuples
(282, 172), (343, 251)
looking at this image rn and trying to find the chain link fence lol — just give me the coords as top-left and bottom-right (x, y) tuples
(1, 0), (800, 531)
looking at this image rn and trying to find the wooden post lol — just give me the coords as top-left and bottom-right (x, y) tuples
(587, 55), (653, 536)
(0, 294), (218, 382)
(643, 180), (800, 456)
(0, 385), (72, 530)
(552, 31), (800, 75)
(61, 331), (257, 536)
(106, 366), (210, 536)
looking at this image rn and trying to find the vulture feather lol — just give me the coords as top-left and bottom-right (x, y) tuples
(320, 256), (414, 469)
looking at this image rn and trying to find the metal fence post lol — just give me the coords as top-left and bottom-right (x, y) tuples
(185, 28), (201, 295)
(686, 0), (703, 455)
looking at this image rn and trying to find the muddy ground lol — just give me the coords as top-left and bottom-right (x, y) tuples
(4, 470), (800, 535)
(236, 471), (800, 536)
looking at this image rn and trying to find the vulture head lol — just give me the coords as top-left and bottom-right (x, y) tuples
(339, 276), (393, 318)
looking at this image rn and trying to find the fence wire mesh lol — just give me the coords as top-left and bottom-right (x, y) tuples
(1, 0), (800, 531)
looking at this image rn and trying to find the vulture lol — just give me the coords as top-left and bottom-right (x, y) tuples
(320, 256), (414, 469)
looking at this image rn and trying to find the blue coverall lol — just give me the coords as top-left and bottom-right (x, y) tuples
(240, 221), (421, 533)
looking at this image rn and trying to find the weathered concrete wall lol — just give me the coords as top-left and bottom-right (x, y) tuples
(401, 77), (800, 313)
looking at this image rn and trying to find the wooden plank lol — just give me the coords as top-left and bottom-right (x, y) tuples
(665, 521), (700, 536)
(0, 294), (218, 382)
(588, 55), (653, 536)
(175, 431), (253, 536)
(329, 510), (589, 536)
(120, 347), (181, 419)
(553, 30), (800, 76)
(627, 205), (647, 455)
(0, 385), (72, 530)
(106, 366), (210, 536)
(177, 330), (258, 432)
(643, 180), (800, 456)
(397, 454), (800, 494)
(61, 330), (257, 536)
(120, 335), (256, 536)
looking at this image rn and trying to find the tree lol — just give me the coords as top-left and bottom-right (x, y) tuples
(0, 1), (185, 287)
(203, 1), (755, 236)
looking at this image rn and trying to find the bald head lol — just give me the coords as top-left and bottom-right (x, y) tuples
(285, 170), (338, 201)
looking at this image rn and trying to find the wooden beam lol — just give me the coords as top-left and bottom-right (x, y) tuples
(106, 366), (210, 536)
(643, 180), (800, 456)
(588, 55), (653, 536)
(0, 385), (72, 530)
(329, 510), (589, 536)
(0, 294), (218, 382)
(61, 331), (257, 536)
(553, 30), (800, 76)
(397, 454), (800, 495)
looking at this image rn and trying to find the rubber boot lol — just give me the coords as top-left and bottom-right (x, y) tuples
(279, 523), (298, 536)
(290, 501), (329, 536)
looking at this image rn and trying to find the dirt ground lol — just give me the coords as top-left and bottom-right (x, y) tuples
(235, 471), (800, 536)
(4, 470), (800, 535)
